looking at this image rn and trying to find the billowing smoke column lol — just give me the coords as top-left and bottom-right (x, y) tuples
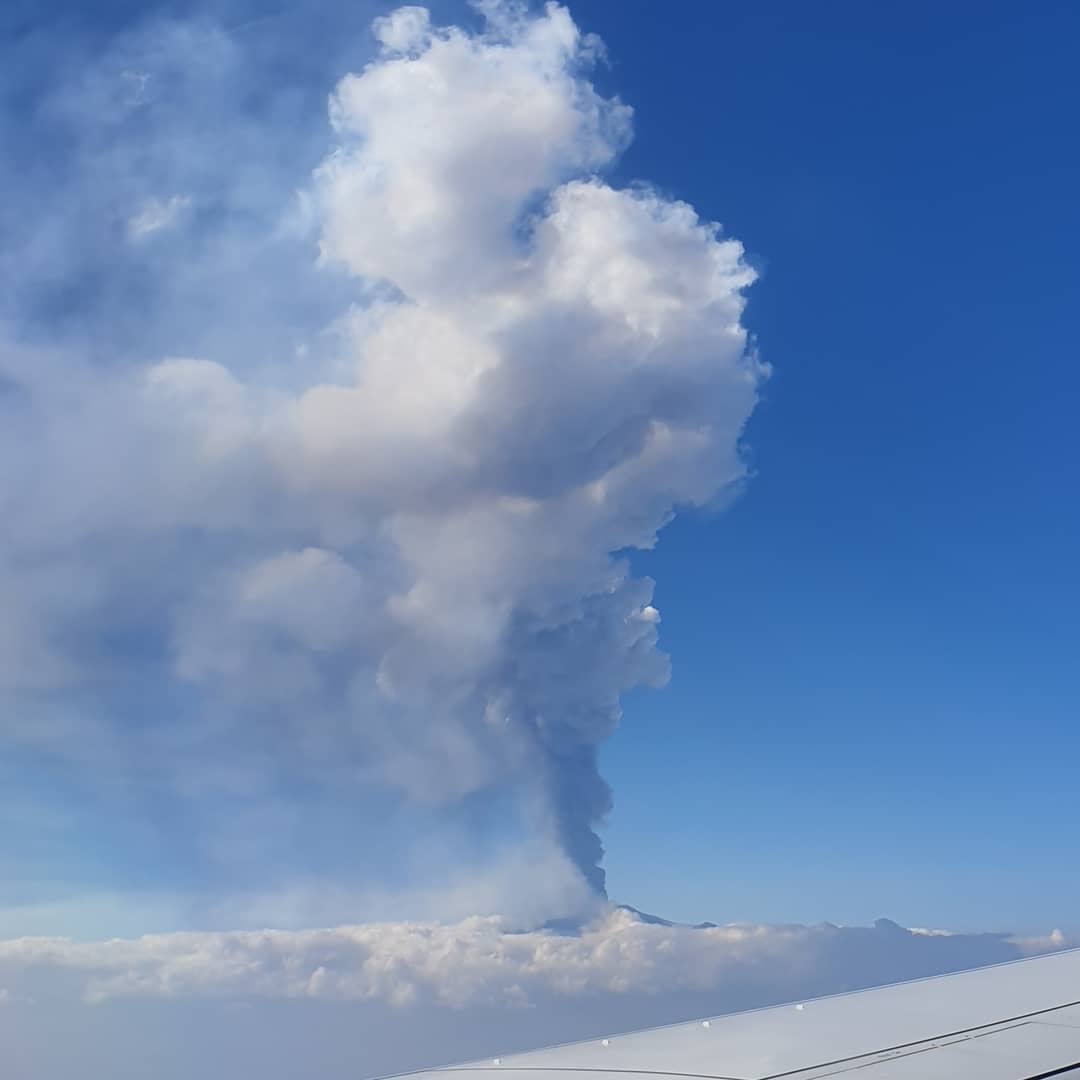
(0, 2), (763, 904)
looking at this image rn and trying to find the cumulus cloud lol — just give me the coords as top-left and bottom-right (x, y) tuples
(0, 0), (761, 916)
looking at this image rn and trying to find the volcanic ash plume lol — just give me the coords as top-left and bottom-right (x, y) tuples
(0, 1), (764, 907)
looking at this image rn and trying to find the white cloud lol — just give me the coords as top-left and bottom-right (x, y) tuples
(371, 6), (432, 54)
(1007, 928), (1069, 952)
(128, 194), (191, 238)
(318, 3), (631, 301)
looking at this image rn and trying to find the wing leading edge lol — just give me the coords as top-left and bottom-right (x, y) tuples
(394, 945), (1080, 1080)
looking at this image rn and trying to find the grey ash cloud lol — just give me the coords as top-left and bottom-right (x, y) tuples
(0, 2), (763, 912)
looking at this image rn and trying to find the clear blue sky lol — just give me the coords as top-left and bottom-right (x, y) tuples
(579, 0), (1080, 933)
(2, 0), (1077, 940)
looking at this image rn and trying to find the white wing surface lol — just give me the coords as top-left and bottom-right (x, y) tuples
(396, 946), (1080, 1080)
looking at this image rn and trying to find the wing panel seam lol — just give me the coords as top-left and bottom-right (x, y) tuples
(1022, 1062), (1080, 1080)
(759, 998), (1080, 1080)
(444, 1070), (747, 1080)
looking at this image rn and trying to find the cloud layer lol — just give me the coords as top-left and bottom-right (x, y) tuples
(2, 908), (1068, 1009)
(0, 0), (762, 910)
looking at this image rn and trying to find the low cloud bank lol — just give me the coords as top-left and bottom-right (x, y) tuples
(1, 907), (1068, 1010)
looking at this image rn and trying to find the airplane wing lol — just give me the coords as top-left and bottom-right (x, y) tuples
(396, 946), (1080, 1080)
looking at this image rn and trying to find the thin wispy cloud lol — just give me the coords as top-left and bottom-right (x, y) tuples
(127, 194), (191, 239)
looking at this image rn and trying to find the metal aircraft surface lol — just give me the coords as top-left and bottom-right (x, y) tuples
(392, 946), (1080, 1080)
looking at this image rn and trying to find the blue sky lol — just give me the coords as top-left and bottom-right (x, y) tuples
(1, 0), (1077, 949)
(589, 0), (1080, 932)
